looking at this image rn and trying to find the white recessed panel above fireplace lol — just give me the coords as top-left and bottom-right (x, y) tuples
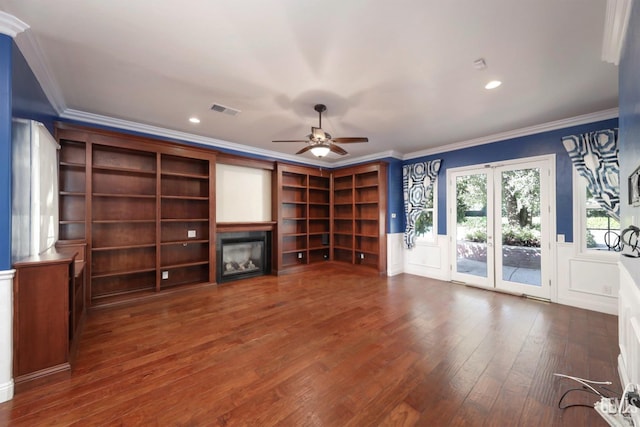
(216, 163), (272, 222)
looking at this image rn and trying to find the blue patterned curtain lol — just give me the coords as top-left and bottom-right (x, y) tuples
(562, 128), (619, 220)
(403, 159), (442, 249)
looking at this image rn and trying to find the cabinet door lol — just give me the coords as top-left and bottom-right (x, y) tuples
(14, 263), (70, 377)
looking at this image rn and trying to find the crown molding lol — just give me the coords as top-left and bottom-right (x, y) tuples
(0, 11), (28, 38)
(330, 150), (403, 168)
(602, 0), (633, 65)
(403, 108), (619, 160)
(60, 108), (403, 169)
(13, 30), (66, 114)
(61, 106), (618, 169)
(60, 108), (334, 166)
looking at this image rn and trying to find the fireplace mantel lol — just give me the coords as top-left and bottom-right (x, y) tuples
(216, 222), (276, 233)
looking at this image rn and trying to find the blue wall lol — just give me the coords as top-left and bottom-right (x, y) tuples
(0, 35), (13, 269)
(394, 118), (619, 242)
(386, 158), (404, 233)
(11, 41), (56, 132)
(619, 0), (640, 279)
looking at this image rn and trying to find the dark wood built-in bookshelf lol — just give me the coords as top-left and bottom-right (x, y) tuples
(332, 162), (387, 274)
(58, 123), (387, 303)
(56, 123), (216, 307)
(274, 161), (387, 275)
(274, 163), (331, 274)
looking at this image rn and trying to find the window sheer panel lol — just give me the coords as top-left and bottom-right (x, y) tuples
(10, 120), (59, 262)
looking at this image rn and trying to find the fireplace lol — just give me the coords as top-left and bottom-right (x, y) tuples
(216, 231), (271, 283)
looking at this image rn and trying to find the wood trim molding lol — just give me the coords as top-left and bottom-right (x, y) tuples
(56, 122), (217, 159)
(216, 152), (275, 170)
(216, 222), (277, 233)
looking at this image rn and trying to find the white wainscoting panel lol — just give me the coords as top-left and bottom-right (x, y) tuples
(386, 233), (404, 276)
(0, 269), (15, 403)
(619, 263), (640, 389)
(403, 235), (450, 281)
(556, 243), (618, 315)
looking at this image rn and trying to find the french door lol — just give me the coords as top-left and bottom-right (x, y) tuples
(449, 157), (553, 299)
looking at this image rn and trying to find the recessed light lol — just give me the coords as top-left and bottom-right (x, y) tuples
(189, 117), (200, 124)
(485, 80), (502, 90)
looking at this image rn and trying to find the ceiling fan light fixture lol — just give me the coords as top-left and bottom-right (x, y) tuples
(310, 144), (331, 158)
(311, 127), (326, 141)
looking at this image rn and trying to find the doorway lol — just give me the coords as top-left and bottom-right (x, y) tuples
(448, 156), (554, 299)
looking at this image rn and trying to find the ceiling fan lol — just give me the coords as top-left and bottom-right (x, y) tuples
(273, 104), (368, 157)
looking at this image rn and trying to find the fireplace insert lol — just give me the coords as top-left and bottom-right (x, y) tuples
(216, 231), (271, 283)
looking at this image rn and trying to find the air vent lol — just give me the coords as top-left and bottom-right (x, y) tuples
(210, 103), (241, 116)
(473, 58), (487, 70)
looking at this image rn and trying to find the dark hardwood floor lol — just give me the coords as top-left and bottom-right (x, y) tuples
(0, 263), (620, 426)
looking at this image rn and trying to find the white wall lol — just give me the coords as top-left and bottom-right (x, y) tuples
(403, 235), (450, 281)
(619, 263), (640, 394)
(387, 233), (404, 276)
(0, 269), (15, 403)
(216, 164), (272, 222)
(395, 237), (618, 315)
(556, 243), (618, 314)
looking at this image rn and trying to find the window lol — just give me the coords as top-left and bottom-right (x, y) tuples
(414, 180), (437, 243)
(575, 172), (620, 255)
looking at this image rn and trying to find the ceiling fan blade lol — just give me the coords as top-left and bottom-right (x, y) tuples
(329, 144), (348, 155)
(272, 139), (309, 143)
(332, 137), (369, 143)
(295, 145), (314, 155)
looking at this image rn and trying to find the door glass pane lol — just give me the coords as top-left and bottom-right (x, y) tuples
(455, 174), (487, 277)
(500, 168), (541, 286)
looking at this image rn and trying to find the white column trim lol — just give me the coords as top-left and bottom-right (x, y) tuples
(0, 269), (15, 403)
(602, 0), (633, 65)
(0, 11), (28, 38)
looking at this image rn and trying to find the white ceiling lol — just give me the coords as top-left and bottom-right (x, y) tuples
(1, 0), (620, 164)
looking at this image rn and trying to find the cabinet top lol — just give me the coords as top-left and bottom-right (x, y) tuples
(14, 247), (77, 267)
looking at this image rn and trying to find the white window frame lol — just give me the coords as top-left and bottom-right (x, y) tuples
(572, 169), (619, 260)
(413, 177), (438, 244)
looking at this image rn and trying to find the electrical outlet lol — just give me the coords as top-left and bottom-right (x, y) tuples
(187, 230), (196, 238)
(360, 253), (365, 259)
(162, 271), (169, 280)
(603, 285), (613, 295)
(297, 252), (303, 259)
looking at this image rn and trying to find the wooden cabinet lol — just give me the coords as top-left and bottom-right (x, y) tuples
(56, 123), (216, 307)
(274, 163), (331, 273)
(332, 162), (387, 274)
(56, 241), (86, 344)
(13, 250), (76, 391)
